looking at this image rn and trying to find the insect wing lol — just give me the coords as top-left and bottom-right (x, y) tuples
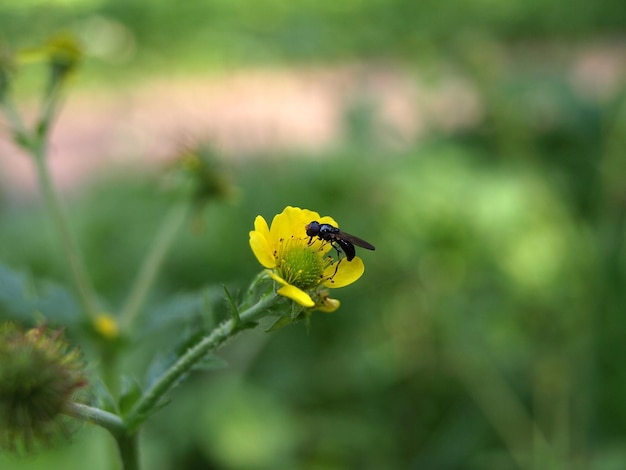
(337, 230), (375, 251)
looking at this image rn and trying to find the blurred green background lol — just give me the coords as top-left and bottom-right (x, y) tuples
(1, 0), (625, 469)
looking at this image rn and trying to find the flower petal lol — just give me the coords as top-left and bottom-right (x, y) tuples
(277, 284), (315, 307)
(267, 269), (288, 285)
(317, 215), (338, 227)
(254, 215), (270, 240)
(323, 256), (364, 288)
(271, 206), (314, 244)
(249, 231), (275, 268)
(250, 207), (368, 312)
(315, 297), (340, 313)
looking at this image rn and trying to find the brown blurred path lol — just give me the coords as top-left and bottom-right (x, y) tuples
(0, 65), (483, 196)
(1, 47), (622, 196)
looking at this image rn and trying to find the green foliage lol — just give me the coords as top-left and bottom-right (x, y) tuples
(2, 125), (625, 466)
(1, 5), (625, 468)
(0, 264), (79, 326)
(1, 0), (625, 81)
(118, 376), (143, 416)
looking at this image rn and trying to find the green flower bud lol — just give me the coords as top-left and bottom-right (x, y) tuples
(177, 146), (234, 205)
(45, 33), (83, 90)
(0, 323), (88, 453)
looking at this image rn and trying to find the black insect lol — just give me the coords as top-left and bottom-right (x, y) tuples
(305, 221), (375, 262)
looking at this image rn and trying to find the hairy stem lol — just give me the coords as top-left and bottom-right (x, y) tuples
(124, 292), (279, 431)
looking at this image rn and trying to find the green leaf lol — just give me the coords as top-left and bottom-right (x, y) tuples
(137, 286), (222, 337)
(222, 284), (241, 324)
(91, 379), (118, 414)
(0, 263), (79, 325)
(265, 315), (294, 332)
(118, 376), (143, 416)
(146, 346), (188, 389)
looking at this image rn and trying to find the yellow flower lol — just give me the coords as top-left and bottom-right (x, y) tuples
(249, 206), (365, 311)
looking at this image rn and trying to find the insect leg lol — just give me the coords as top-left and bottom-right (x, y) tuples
(330, 239), (344, 259)
(325, 240), (346, 282)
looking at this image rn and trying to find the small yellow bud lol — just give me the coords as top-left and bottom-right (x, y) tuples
(93, 313), (120, 340)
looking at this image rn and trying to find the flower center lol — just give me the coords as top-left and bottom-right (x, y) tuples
(277, 240), (325, 290)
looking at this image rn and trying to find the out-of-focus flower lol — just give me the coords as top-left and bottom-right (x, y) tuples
(165, 147), (234, 212)
(17, 33), (83, 93)
(45, 33), (83, 86)
(249, 206), (365, 312)
(179, 148), (233, 204)
(93, 313), (119, 340)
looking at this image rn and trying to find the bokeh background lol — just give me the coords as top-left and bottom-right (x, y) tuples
(1, 0), (625, 469)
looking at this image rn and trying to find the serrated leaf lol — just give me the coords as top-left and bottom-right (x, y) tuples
(0, 263), (79, 325)
(138, 286), (222, 336)
(145, 351), (180, 389)
(118, 376), (143, 416)
(91, 379), (118, 414)
(266, 315), (293, 332)
(222, 284), (241, 324)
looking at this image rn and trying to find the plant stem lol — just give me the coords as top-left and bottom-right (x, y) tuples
(32, 143), (100, 319)
(65, 402), (125, 436)
(124, 292), (279, 431)
(66, 403), (139, 470)
(119, 202), (191, 331)
(37, 79), (63, 138)
(1, 90), (99, 319)
(115, 431), (140, 470)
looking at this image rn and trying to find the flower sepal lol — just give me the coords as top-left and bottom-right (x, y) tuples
(265, 314), (298, 332)
(262, 285), (342, 332)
